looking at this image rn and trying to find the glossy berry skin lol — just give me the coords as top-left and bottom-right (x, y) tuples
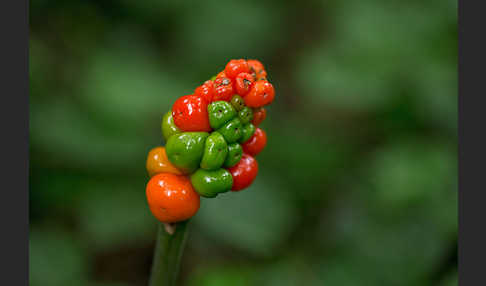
(200, 132), (228, 170)
(230, 95), (245, 111)
(146, 173), (200, 223)
(225, 59), (250, 79)
(166, 132), (209, 174)
(247, 59), (267, 80)
(213, 77), (234, 101)
(228, 153), (258, 191)
(238, 107), (253, 124)
(238, 123), (256, 144)
(194, 80), (214, 103)
(251, 107), (266, 126)
(190, 168), (233, 198)
(247, 59), (264, 73)
(146, 146), (183, 177)
(241, 127), (266, 156)
(224, 142), (243, 168)
(217, 117), (242, 144)
(161, 111), (181, 142)
(234, 72), (254, 96)
(207, 101), (237, 130)
(216, 70), (226, 79)
(172, 95), (211, 132)
(244, 80), (275, 108)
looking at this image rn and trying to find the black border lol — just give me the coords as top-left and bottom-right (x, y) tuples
(458, 0), (485, 285)
(1, 0), (29, 285)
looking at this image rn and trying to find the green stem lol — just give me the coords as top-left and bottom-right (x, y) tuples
(149, 220), (191, 286)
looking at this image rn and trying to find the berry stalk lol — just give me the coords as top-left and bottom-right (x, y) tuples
(148, 220), (190, 286)
(145, 59), (274, 285)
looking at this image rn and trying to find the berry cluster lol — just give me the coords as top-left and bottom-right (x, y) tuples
(145, 59), (274, 223)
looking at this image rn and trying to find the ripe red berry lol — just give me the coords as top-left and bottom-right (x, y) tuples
(256, 74), (267, 81)
(225, 59), (250, 79)
(247, 59), (264, 72)
(251, 107), (267, 126)
(241, 127), (267, 156)
(247, 59), (266, 80)
(228, 153), (258, 191)
(213, 77), (234, 101)
(172, 95), (212, 132)
(194, 80), (214, 103)
(216, 70), (226, 79)
(244, 80), (275, 107)
(234, 72), (254, 96)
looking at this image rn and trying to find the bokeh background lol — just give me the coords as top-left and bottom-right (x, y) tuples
(29, 0), (457, 285)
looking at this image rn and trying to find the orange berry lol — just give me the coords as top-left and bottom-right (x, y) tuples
(146, 146), (183, 177)
(146, 173), (200, 223)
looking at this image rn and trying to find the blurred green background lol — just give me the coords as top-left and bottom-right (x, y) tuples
(29, 0), (457, 285)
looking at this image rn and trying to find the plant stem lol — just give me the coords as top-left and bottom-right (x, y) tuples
(149, 220), (191, 286)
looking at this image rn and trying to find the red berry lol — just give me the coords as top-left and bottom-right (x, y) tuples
(247, 59), (266, 80)
(242, 127), (267, 156)
(194, 80), (214, 103)
(244, 80), (275, 107)
(247, 59), (264, 72)
(234, 72), (254, 96)
(172, 95), (211, 132)
(228, 153), (258, 191)
(251, 107), (267, 126)
(213, 77), (234, 101)
(256, 73), (267, 81)
(216, 70), (226, 79)
(225, 59), (250, 79)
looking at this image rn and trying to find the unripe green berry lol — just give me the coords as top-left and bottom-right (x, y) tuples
(224, 143), (243, 167)
(217, 117), (242, 143)
(238, 107), (253, 124)
(230, 95), (246, 111)
(191, 168), (233, 198)
(200, 132), (228, 170)
(208, 101), (237, 130)
(239, 123), (256, 144)
(161, 111), (181, 142)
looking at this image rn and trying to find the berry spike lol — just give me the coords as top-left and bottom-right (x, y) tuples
(146, 59), (275, 224)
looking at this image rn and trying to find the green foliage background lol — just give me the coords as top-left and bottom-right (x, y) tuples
(29, 0), (457, 285)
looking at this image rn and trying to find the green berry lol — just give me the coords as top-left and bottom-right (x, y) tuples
(217, 117), (242, 143)
(161, 111), (181, 142)
(208, 101), (237, 130)
(238, 107), (253, 124)
(224, 143), (243, 167)
(230, 95), (246, 111)
(239, 123), (256, 143)
(165, 132), (209, 174)
(190, 168), (233, 198)
(200, 132), (228, 170)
